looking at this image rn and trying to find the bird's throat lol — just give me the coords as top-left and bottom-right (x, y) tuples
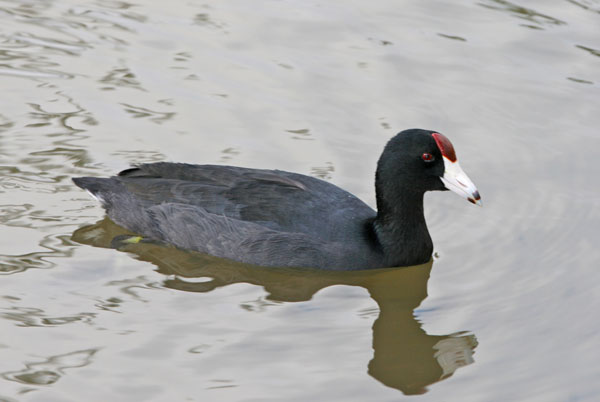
(374, 191), (433, 267)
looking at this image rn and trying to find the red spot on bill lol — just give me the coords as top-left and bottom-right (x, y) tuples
(432, 132), (457, 162)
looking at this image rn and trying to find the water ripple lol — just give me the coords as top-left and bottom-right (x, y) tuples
(0, 0), (152, 84)
(0, 306), (95, 327)
(8, 32), (89, 55)
(120, 103), (176, 124)
(479, 0), (567, 28)
(0, 234), (76, 274)
(567, 0), (600, 14)
(99, 66), (145, 90)
(2, 349), (98, 386)
(0, 64), (73, 79)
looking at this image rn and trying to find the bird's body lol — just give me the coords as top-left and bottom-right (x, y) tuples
(73, 129), (481, 270)
(74, 164), (384, 269)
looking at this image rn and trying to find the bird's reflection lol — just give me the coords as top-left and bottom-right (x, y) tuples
(72, 218), (477, 395)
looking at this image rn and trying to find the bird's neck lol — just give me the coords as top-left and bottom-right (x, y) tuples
(373, 189), (433, 267)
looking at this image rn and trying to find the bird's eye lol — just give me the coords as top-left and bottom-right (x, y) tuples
(421, 153), (434, 162)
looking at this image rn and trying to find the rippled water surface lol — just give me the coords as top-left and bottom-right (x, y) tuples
(1, 0), (599, 401)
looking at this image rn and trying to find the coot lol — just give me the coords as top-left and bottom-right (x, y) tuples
(73, 129), (480, 270)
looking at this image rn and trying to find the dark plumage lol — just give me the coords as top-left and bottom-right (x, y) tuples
(73, 129), (480, 270)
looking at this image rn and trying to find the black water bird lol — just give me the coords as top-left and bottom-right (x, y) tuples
(73, 129), (481, 270)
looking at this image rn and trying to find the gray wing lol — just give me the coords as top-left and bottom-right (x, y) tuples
(75, 163), (376, 243)
(143, 202), (364, 269)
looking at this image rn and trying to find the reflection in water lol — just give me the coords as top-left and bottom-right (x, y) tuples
(575, 44), (600, 58)
(310, 162), (334, 180)
(378, 117), (391, 130)
(27, 102), (95, 133)
(119, 103), (175, 124)
(479, 0), (566, 28)
(285, 128), (313, 141)
(0, 233), (75, 274)
(2, 349), (98, 386)
(437, 33), (467, 42)
(193, 12), (227, 30)
(8, 32), (89, 56)
(0, 0), (150, 82)
(72, 219), (478, 395)
(99, 66), (145, 90)
(0, 305), (95, 327)
(568, 0), (600, 14)
(567, 76), (594, 85)
(218, 147), (240, 163)
(111, 149), (167, 165)
(68, 3), (148, 31)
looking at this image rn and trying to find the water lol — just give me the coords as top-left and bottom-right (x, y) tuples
(1, 0), (599, 400)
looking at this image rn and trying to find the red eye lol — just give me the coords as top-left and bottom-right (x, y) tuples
(422, 153), (434, 162)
